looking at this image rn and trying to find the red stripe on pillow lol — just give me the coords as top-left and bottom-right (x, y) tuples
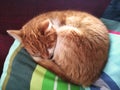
(109, 30), (120, 35)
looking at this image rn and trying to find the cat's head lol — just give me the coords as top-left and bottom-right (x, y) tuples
(7, 19), (57, 59)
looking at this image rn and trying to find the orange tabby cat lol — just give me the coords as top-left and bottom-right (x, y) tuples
(7, 10), (109, 86)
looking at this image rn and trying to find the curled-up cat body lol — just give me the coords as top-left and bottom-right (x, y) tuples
(7, 10), (109, 86)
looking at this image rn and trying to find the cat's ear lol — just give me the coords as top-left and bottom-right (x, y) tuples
(42, 19), (51, 30)
(39, 19), (53, 35)
(7, 30), (22, 42)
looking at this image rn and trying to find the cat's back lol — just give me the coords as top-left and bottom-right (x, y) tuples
(24, 10), (107, 33)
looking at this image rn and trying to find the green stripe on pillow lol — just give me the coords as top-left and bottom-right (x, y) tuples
(41, 71), (55, 90)
(71, 84), (80, 90)
(57, 78), (68, 90)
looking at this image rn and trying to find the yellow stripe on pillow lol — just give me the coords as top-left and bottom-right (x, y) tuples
(30, 65), (47, 90)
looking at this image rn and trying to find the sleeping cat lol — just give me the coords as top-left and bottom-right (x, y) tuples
(7, 10), (109, 86)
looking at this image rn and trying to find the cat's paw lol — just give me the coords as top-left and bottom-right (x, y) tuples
(32, 56), (43, 62)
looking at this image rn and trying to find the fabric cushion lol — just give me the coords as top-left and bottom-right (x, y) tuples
(0, 18), (120, 90)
